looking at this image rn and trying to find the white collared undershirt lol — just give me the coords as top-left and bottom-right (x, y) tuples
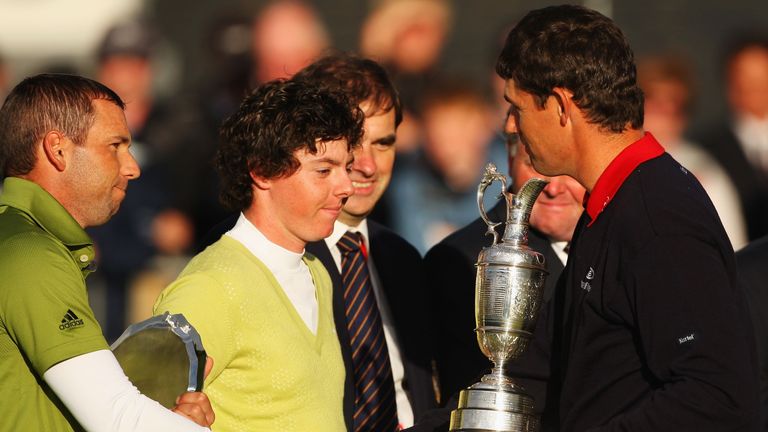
(226, 213), (319, 334)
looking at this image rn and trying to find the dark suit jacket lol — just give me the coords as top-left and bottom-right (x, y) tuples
(308, 220), (436, 430)
(416, 199), (565, 431)
(699, 125), (768, 240)
(737, 236), (768, 432)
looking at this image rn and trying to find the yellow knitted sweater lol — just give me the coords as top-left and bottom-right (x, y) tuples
(153, 236), (345, 432)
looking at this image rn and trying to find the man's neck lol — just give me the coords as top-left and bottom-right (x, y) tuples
(242, 205), (305, 253)
(574, 128), (645, 192)
(338, 213), (365, 228)
(19, 171), (88, 228)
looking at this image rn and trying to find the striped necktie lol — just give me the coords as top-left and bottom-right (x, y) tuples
(337, 231), (399, 431)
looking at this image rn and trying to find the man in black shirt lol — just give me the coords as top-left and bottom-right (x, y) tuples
(495, 5), (758, 431)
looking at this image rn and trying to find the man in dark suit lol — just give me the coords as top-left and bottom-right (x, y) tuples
(422, 137), (584, 430)
(199, 53), (435, 431)
(737, 236), (768, 431)
(698, 37), (768, 241)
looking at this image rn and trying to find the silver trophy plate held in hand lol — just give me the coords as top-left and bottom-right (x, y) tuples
(111, 312), (206, 408)
(450, 163), (549, 432)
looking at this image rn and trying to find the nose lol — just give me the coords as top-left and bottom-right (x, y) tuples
(337, 168), (354, 199)
(542, 176), (564, 197)
(504, 110), (518, 135)
(121, 149), (141, 180)
(352, 144), (376, 177)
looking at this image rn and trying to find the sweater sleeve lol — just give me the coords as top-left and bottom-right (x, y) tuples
(594, 235), (758, 431)
(153, 273), (238, 386)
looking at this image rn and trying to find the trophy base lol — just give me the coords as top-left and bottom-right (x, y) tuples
(449, 381), (539, 432)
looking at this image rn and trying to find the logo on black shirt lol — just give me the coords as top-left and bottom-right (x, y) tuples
(581, 267), (595, 292)
(59, 309), (84, 330)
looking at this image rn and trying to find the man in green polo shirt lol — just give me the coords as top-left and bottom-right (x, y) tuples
(0, 74), (214, 431)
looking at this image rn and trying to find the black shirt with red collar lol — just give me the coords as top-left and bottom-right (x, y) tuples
(554, 133), (759, 431)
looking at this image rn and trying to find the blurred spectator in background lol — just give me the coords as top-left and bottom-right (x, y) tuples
(196, 0), (329, 133)
(698, 36), (768, 241)
(360, 0), (452, 156)
(197, 13), (252, 132)
(186, 1), (331, 247)
(251, 0), (330, 84)
(87, 18), (199, 340)
(386, 77), (505, 254)
(638, 54), (748, 249)
(127, 208), (195, 324)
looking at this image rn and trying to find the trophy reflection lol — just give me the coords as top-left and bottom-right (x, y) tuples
(450, 163), (549, 432)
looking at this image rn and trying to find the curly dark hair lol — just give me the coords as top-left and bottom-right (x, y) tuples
(292, 51), (402, 126)
(216, 79), (364, 211)
(0, 73), (124, 178)
(496, 5), (643, 133)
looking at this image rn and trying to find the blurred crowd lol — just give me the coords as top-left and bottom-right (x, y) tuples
(1, 0), (767, 343)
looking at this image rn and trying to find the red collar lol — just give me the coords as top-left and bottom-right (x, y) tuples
(585, 132), (664, 225)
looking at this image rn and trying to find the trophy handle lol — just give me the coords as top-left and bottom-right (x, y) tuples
(477, 162), (508, 245)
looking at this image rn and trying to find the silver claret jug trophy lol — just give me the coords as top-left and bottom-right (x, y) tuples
(450, 163), (549, 432)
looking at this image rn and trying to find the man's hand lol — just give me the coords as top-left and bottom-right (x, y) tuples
(171, 357), (215, 427)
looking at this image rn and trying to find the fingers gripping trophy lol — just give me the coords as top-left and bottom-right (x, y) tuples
(450, 163), (549, 432)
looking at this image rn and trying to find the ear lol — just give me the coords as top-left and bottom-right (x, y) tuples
(41, 131), (68, 172)
(551, 87), (574, 127)
(249, 171), (271, 190)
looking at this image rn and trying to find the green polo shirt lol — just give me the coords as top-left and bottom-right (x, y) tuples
(0, 177), (108, 431)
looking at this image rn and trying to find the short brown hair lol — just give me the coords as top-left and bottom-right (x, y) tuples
(292, 52), (402, 126)
(496, 5), (644, 133)
(0, 73), (124, 178)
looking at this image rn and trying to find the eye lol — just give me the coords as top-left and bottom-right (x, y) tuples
(373, 137), (396, 150)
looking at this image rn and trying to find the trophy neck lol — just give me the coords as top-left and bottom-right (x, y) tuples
(501, 178), (548, 246)
(500, 214), (530, 247)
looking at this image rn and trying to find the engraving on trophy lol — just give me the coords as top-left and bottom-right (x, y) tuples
(450, 163), (549, 432)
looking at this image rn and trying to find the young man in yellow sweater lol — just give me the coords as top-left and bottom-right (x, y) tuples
(153, 79), (364, 431)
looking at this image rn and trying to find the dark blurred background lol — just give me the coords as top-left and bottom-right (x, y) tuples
(150, 0), (768, 135)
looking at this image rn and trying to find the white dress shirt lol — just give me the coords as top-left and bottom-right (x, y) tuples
(735, 114), (768, 175)
(551, 240), (569, 266)
(325, 219), (415, 429)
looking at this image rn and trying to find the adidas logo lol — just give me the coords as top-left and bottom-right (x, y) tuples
(59, 309), (84, 330)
